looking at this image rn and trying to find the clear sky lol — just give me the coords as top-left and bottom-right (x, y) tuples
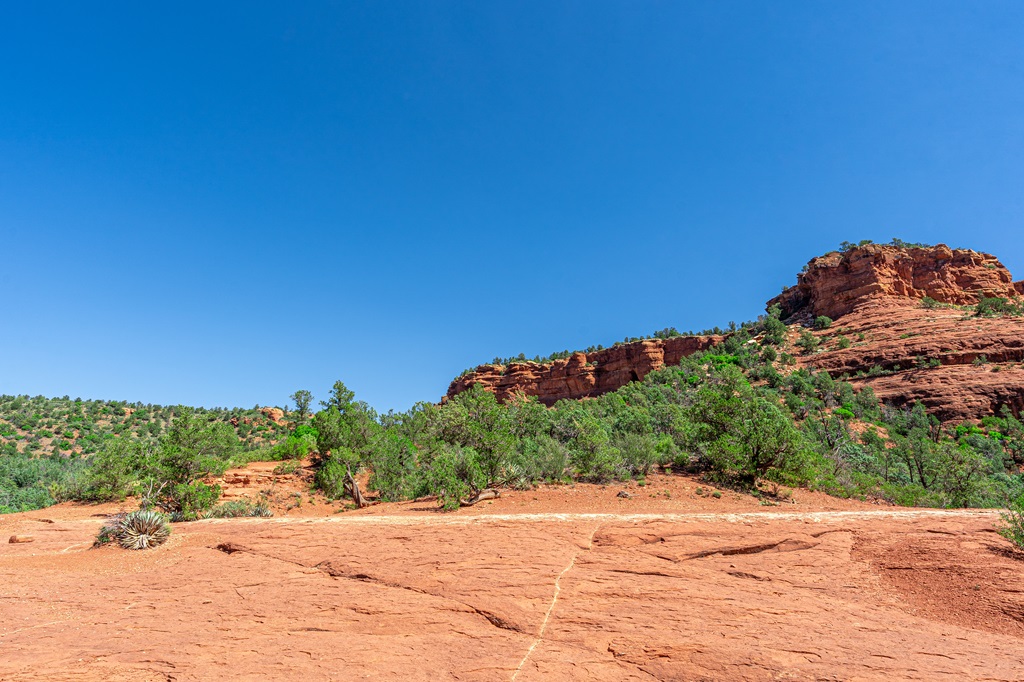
(2, 2), (1023, 413)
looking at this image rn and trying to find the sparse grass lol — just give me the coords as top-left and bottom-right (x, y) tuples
(273, 459), (301, 475)
(205, 499), (273, 519)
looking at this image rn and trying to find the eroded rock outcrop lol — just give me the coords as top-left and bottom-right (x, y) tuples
(448, 242), (1024, 420)
(447, 335), (721, 405)
(797, 303), (1024, 421)
(259, 406), (285, 424)
(770, 243), (1021, 320)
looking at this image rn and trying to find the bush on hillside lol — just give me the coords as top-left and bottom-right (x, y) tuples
(998, 494), (1024, 550)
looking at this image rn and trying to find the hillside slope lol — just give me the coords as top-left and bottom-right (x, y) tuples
(448, 242), (1024, 422)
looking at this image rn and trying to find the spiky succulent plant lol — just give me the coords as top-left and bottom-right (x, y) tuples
(113, 510), (171, 550)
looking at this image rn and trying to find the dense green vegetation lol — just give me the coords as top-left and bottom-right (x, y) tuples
(4, 304), (1024, 517)
(312, 314), (1023, 511)
(975, 296), (1024, 318)
(0, 396), (290, 514)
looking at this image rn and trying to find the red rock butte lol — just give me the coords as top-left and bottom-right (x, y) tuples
(770, 243), (1024, 321)
(448, 243), (1024, 421)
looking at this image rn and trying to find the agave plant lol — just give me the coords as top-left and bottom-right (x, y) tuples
(114, 510), (171, 550)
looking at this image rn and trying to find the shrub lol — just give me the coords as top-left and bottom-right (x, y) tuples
(97, 510), (171, 550)
(205, 499), (273, 519)
(997, 494), (1024, 549)
(615, 433), (659, 478)
(704, 398), (807, 486)
(796, 331), (820, 354)
(836, 336), (851, 350)
(762, 306), (787, 346)
(814, 316), (833, 330)
(368, 435), (424, 502)
(275, 432), (317, 459)
(426, 444), (486, 510)
(314, 454), (352, 500)
(164, 481), (222, 520)
(80, 438), (149, 502)
(976, 297), (1024, 318)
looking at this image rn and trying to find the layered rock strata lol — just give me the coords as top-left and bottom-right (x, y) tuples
(448, 243), (1024, 420)
(446, 335), (721, 405)
(770, 243), (1022, 320)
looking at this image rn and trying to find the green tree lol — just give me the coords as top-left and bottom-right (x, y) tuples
(81, 437), (154, 501)
(152, 408), (237, 517)
(290, 390), (314, 424)
(706, 398), (806, 485)
(935, 442), (989, 507)
(762, 304), (787, 346)
(796, 331), (820, 354)
(321, 380), (356, 412)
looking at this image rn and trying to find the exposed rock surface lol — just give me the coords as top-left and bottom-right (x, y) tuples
(448, 243), (1024, 421)
(770, 243), (1022, 320)
(1, 507), (1021, 681)
(259, 406), (285, 424)
(798, 301), (1024, 420)
(447, 336), (721, 405)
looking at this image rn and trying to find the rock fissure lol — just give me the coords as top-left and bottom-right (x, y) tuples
(315, 562), (526, 634)
(511, 523), (603, 681)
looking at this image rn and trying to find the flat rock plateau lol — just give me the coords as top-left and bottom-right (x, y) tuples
(2, 476), (1023, 681)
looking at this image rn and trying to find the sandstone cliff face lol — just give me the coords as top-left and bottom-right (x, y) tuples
(446, 335), (721, 405)
(770, 244), (1021, 320)
(448, 242), (1024, 420)
(796, 302), (1024, 421)
(774, 244), (1024, 420)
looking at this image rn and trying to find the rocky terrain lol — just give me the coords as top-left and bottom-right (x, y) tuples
(446, 335), (722, 406)
(771, 243), (1022, 320)
(780, 244), (1024, 420)
(798, 300), (1024, 421)
(449, 243), (1024, 421)
(5, 242), (1024, 681)
(3, 483), (1022, 681)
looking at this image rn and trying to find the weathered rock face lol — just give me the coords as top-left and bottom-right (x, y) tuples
(798, 302), (1024, 421)
(770, 244), (1022, 320)
(448, 242), (1024, 420)
(259, 406), (285, 424)
(447, 335), (721, 405)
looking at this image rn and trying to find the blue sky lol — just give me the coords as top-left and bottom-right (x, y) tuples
(2, 2), (1023, 413)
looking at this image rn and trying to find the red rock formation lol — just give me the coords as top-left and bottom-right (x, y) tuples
(448, 242), (1024, 420)
(4, 504), (1024, 681)
(260, 406), (285, 424)
(447, 335), (722, 405)
(770, 243), (1021, 320)
(796, 301), (1024, 421)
